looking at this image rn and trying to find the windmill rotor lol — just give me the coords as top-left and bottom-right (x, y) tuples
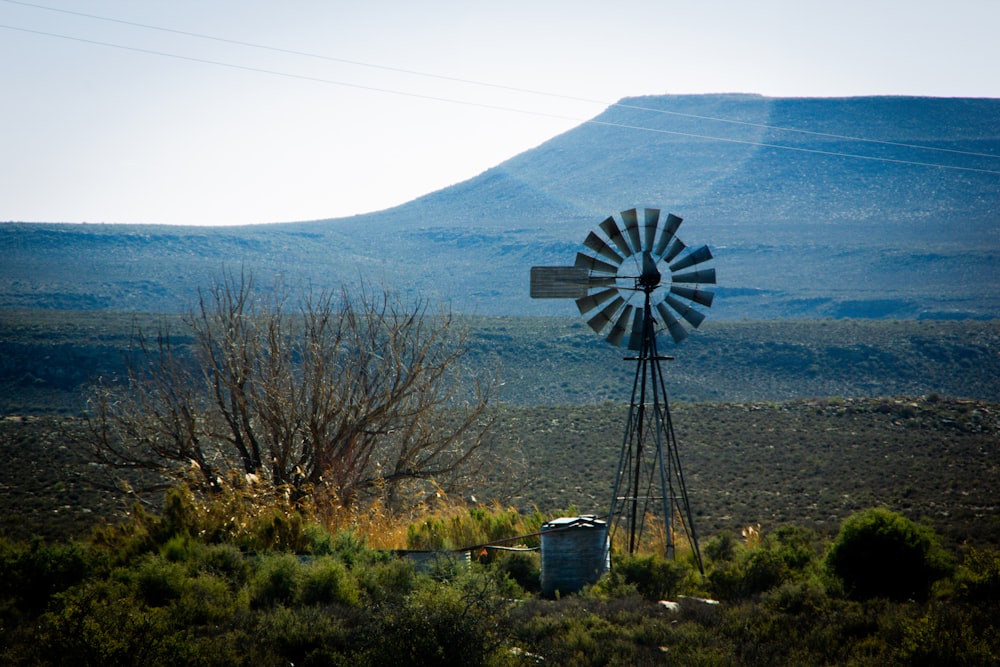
(530, 207), (714, 569)
(531, 207), (716, 348)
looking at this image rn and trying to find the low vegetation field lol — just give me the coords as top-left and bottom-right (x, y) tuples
(2, 312), (998, 664)
(3, 395), (997, 551)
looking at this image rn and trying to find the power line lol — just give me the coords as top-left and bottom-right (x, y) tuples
(6, 0), (998, 163)
(588, 119), (1000, 174)
(2, 19), (999, 176)
(0, 24), (585, 119)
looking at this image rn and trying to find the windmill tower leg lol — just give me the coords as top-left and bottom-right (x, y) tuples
(605, 293), (704, 573)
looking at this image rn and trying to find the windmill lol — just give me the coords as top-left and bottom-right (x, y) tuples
(530, 207), (714, 571)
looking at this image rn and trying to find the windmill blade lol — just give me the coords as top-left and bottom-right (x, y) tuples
(621, 208), (642, 256)
(587, 296), (625, 334)
(627, 306), (645, 351)
(663, 237), (687, 262)
(642, 208), (660, 253)
(574, 252), (619, 275)
(599, 216), (634, 257)
(669, 284), (715, 307)
(669, 245), (713, 272)
(653, 213), (683, 257)
(665, 295), (706, 328)
(583, 231), (625, 265)
(529, 266), (589, 298)
(605, 304), (634, 347)
(655, 301), (689, 343)
(671, 268), (716, 285)
(576, 287), (619, 315)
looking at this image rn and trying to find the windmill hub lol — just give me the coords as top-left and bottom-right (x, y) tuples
(639, 252), (661, 290)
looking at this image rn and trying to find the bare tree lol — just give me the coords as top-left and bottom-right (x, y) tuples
(86, 272), (497, 510)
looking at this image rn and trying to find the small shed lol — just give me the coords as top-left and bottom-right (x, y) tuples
(540, 516), (609, 597)
(392, 550), (471, 575)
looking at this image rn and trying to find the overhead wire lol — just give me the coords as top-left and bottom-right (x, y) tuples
(2, 0), (999, 176)
(1, 22), (612, 134)
(4, 0), (999, 163)
(8, 0), (1000, 164)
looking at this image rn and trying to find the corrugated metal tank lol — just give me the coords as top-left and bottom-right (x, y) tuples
(540, 516), (609, 597)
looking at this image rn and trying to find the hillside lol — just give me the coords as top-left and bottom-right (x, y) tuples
(2, 94), (998, 319)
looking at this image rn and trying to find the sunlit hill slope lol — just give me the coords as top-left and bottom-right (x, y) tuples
(2, 94), (998, 319)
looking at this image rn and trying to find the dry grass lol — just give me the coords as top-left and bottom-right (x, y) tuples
(2, 395), (998, 551)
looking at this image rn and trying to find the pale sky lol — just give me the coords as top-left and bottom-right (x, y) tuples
(2, 0), (998, 226)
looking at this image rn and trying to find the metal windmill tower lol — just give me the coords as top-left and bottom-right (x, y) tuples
(530, 207), (715, 571)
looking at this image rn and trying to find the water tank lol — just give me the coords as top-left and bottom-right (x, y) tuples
(540, 516), (609, 597)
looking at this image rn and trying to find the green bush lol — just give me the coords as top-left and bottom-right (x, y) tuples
(251, 554), (304, 608)
(0, 538), (93, 617)
(251, 604), (355, 667)
(247, 509), (309, 553)
(491, 549), (541, 594)
(354, 556), (417, 605)
(197, 543), (252, 587)
(134, 555), (187, 607)
(703, 532), (739, 563)
(952, 546), (1000, 602)
(328, 529), (370, 566)
(826, 508), (953, 601)
(171, 572), (244, 626)
(897, 604), (1000, 665)
(708, 525), (822, 600)
(298, 556), (360, 606)
(364, 574), (512, 667)
(33, 579), (175, 666)
(10, 494), (1000, 666)
(605, 553), (693, 601)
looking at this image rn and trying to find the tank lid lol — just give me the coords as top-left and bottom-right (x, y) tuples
(541, 515), (606, 530)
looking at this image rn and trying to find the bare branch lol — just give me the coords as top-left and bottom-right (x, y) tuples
(83, 272), (503, 514)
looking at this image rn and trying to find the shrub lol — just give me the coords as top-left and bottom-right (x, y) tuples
(0, 538), (93, 617)
(298, 556), (360, 606)
(134, 555), (187, 607)
(354, 556), (417, 605)
(708, 525), (823, 600)
(491, 548), (541, 594)
(171, 572), (243, 626)
(897, 604), (1000, 665)
(197, 543), (251, 587)
(33, 579), (174, 666)
(709, 548), (787, 600)
(251, 554), (304, 607)
(329, 529), (370, 566)
(952, 546), (1000, 602)
(606, 553), (692, 601)
(249, 604), (356, 666)
(703, 532), (739, 563)
(364, 574), (511, 667)
(826, 508), (953, 601)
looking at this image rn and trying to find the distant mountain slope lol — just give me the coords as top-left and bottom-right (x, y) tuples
(2, 94), (998, 319)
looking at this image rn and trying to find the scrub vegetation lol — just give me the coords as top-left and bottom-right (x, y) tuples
(1, 491), (998, 666)
(1, 306), (999, 663)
